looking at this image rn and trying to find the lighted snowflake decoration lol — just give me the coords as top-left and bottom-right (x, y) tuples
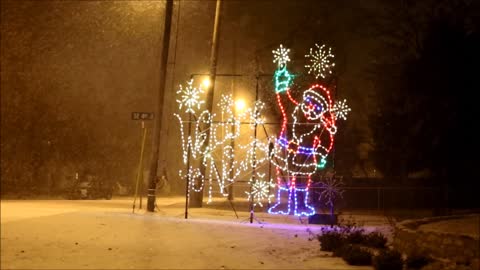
(245, 174), (274, 207)
(317, 176), (344, 208)
(176, 79), (204, 114)
(305, 44), (335, 79)
(332, 99), (351, 120)
(272, 44), (291, 68)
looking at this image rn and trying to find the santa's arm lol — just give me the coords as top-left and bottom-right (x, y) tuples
(286, 89), (299, 105)
(321, 112), (337, 135)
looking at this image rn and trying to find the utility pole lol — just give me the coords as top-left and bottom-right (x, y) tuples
(190, 0), (223, 207)
(227, 38), (236, 201)
(147, 0), (174, 212)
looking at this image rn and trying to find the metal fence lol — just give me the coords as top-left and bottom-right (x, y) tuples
(321, 186), (440, 210)
(212, 182), (442, 210)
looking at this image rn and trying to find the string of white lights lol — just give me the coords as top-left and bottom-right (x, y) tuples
(245, 172), (274, 207)
(175, 80), (271, 204)
(268, 44), (348, 217)
(175, 43), (349, 214)
(305, 43), (335, 79)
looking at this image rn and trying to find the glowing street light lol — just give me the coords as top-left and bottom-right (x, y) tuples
(235, 99), (246, 112)
(202, 78), (211, 89)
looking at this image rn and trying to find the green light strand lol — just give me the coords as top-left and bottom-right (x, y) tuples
(274, 66), (294, 93)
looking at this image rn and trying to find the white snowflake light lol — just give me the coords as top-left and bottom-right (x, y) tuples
(272, 44), (291, 68)
(176, 79), (205, 114)
(332, 99), (351, 120)
(245, 173), (274, 207)
(317, 176), (344, 208)
(305, 44), (335, 79)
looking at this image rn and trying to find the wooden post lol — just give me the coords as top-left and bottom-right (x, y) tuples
(146, 0), (174, 212)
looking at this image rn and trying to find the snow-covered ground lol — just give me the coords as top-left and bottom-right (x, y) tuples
(418, 215), (480, 238)
(1, 197), (388, 269)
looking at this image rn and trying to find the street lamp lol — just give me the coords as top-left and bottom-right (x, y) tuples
(234, 99), (246, 112)
(202, 78), (211, 89)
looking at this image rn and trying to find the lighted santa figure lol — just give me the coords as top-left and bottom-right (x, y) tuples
(268, 44), (343, 216)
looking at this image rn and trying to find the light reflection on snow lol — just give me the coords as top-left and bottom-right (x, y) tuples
(112, 211), (388, 235)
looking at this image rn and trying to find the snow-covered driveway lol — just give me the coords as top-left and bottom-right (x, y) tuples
(1, 198), (373, 269)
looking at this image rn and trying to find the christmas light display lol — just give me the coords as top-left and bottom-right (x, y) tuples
(305, 43), (335, 79)
(176, 79), (205, 114)
(272, 44), (290, 67)
(332, 99), (351, 120)
(245, 173), (274, 207)
(174, 43), (349, 218)
(273, 44), (294, 93)
(271, 84), (337, 175)
(268, 44), (349, 216)
(317, 175), (344, 208)
(175, 81), (270, 203)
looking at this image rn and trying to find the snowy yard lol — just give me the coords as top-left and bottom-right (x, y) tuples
(1, 197), (387, 269)
(418, 215), (480, 238)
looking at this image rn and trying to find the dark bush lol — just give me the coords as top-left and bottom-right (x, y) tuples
(337, 216), (367, 245)
(345, 230), (367, 244)
(332, 244), (348, 257)
(374, 250), (403, 270)
(340, 245), (372, 266)
(365, 232), (387, 249)
(317, 229), (345, 251)
(406, 253), (432, 269)
(317, 218), (387, 255)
